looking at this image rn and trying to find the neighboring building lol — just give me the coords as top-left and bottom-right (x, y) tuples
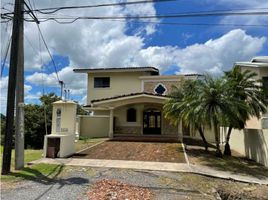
(226, 56), (268, 167)
(74, 67), (214, 141)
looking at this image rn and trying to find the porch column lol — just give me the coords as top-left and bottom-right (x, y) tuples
(109, 108), (114, 138)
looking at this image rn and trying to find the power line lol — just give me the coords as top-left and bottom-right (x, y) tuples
(28, 0), (174, 14)
(1, 35), (12, 77)
(36, 24), (61, 83)
(107, 19), (268, 27)
(22, 10), (268, 24)
(25, 17), (268, 27)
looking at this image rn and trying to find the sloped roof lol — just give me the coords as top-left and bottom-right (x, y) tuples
(86, 92), (168, 105)
(73, 67), (159, 75)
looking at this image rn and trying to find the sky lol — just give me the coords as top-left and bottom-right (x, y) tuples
(1, 0), (268, 114)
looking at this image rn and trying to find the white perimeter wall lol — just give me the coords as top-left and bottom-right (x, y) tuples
(228, 128), (268, 167)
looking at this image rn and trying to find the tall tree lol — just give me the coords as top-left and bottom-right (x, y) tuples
(223, 66), (268, 155)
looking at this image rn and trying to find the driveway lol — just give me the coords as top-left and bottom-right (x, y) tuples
(72, 141), (185, 163)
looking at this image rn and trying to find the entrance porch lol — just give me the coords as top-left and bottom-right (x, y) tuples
(84, 93), (182, 141)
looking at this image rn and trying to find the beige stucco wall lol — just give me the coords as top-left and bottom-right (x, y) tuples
(79, 116), (109, 138)
(228, 128), (268, 167)
(51, 101), (77, 135)
(143, 80), (181, 95)
(87, 72), (147, 104)
(245, 116), (262, 129)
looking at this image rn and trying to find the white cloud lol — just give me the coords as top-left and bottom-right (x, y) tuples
(132, 29), (266, 74)
(26, 65), (87, 97)
(214, 0), (268, 26)
(1, 0), (157, 72)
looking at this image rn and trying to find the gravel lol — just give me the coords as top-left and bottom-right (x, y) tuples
(1, 167), (216, 200)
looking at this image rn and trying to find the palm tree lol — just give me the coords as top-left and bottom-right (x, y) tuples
(194, 75), (248, 157)
(164, 80), (209, 151)
(223, 66), (268, 155)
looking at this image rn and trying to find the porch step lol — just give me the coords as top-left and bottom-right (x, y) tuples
(112, 134), (180, 143)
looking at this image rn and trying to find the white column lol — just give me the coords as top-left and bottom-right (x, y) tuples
(178, 120), (183, 141)
(109, 108), (114, 138)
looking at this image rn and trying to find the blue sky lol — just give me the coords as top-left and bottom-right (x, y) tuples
(1, 0), (268, 113)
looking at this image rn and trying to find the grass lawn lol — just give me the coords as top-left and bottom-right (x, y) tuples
(0, 146), (43, 168)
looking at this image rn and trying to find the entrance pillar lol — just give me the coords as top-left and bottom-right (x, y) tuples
(109, 108), (114, 138)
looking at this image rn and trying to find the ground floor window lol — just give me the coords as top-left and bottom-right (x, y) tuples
(127, 108), (136, 122)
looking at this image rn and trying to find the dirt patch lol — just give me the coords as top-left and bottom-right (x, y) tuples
(73, 141), (185, 163)
(186, 145), (268, 179)
(87, 179), (153, 200)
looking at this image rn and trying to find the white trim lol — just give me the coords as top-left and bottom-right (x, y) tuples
(235, 62), (268, 68)
(93, 94), (168, 105)
(139, 75), (183, 80)
(78, 115), (109, 118)
(141, 80), (144, 92)
(154, 83), (167, 95)
(142, 79), (181, 82)
(83, 107), (110, 111)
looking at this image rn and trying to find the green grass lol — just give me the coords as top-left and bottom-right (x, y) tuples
(1, 163), (64, 182)
(1, 146), (44, 182)
(0, 146), (43, 168)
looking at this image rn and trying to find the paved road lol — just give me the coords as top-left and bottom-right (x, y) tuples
(1, 167), (216, 200)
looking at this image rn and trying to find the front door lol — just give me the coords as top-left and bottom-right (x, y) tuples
(143, 110), (161, 135)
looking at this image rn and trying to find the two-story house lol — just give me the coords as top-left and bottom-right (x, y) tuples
(74, 67), (212, 141)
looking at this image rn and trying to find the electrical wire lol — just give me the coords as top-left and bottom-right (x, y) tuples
(30, 10), (268, 22)
(29, 0), (174, 14)
(1, 35), (12, 77)
(37, 26), (48, 136)
(107, 19), (268, 27)
(36, 24), (61, 83)
(1, 21), (12, 77)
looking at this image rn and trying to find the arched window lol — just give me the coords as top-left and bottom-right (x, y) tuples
(127, 108), (136, 122)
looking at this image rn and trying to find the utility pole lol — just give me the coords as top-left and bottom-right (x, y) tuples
(15, 4), (24, 169)
(2, 0), (24, 174)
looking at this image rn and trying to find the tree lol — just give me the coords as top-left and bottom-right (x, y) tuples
(164, 80), (209, 151)
(1, 114), (7, 145)
(223, 66), (268, 155)
(165, 75), (248, 157)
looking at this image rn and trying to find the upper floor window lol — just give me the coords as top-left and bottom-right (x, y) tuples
(127, 108), (136, 122)
(94, 77), (110, 88)
(154, 83), (167, 95)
